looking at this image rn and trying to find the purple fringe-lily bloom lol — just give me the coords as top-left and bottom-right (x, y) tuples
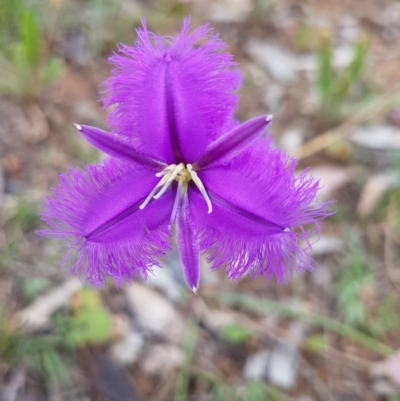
(39, 20), (332, 292)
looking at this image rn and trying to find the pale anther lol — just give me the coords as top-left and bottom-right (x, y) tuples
(140, 163), (213, 219)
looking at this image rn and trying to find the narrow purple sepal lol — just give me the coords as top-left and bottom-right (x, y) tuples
(194, 115), (272, 169)
(176, 189), (200, 292)
(75, 124), (165, 171)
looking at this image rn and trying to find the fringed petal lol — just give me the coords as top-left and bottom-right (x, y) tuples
(38, 159), (172, 287)
(103, 18), (240, 163)
(190, 138), (334, 282)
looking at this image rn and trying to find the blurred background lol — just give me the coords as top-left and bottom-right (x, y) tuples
(1, 0), (400, 400)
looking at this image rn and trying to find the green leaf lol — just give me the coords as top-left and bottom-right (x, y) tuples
(219, 323), (252, 344)
(12, 42), (30, 88)
(336, 241), (373, 327)
(41, 346), (71, 387)
(246, 382), (267, 401)
(211, 383), (225, 401)
(348, 34), (368, 82)
(66, 289), (111, 346)
(20, 8), (41, 68)
(304, 333), (328, 353)
(0, 330), (20, 363)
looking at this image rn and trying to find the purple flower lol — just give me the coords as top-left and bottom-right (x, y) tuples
(39, 19), (333, 292)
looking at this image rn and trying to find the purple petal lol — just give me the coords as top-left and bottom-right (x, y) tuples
(103, 19), (240, 163)
(177, 189), (200, 292)
(75, 124), (165, 170)
(38, 159), (173, 287)
(191, 138), (333, 281)
(195, 115), (271, 169)
(189, 189), (287, 281)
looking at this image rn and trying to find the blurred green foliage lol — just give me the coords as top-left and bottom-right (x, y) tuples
(57, 0), (190, 57)
(336, 239), (373, 327)
(218, 292), (394, 356)
(211, 381), (292, 401)
(0, 0), (24, 42)
(219, 322), (252, 344)
(0, 288), (113, 394)
(64, 288), (112, 346)
(14, 199), (40, 232)
(53, 288), (112, 347)
(374, 294), (400, 337)
(22, 277), (52, 301)
(0, 1), (63, 98)
(304, 333), (329, 353)
(0, 322), (71, 389)
(317, 32), (369, 125)
(194, 368), (292, 401)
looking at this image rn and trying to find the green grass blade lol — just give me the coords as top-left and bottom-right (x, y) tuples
(217, 293), (394, 356)
(42, 346), (71, 388)
(348, 34), (368, 82)
(20, 8), (41, 68)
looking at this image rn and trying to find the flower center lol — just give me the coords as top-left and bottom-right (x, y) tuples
(139, 163), (212, 227)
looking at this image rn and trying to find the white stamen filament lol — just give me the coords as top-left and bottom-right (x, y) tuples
(140, 162), (213, 223)
(153, 164), (184, 199)
(187, 164), (212, 214)
(139, 164), (177, 210)
(155, 164), (176, 177)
